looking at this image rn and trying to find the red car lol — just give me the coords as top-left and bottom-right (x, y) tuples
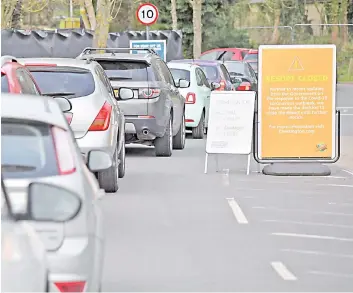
(1, 55), (41, 95)
(200, 48), (250, 61)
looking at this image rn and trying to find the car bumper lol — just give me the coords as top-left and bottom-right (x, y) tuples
(125, 116), (165, 141)
(47, 236), (102, 292)
(185, 104), (202, 128)
(76, 129), (115, 157)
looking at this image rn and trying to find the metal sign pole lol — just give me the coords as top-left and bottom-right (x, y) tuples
(146, 26), (149, 40)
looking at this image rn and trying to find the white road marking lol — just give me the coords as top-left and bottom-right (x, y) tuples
(328, 202), (353, 207)
(308, 271), (353, 279)
(226, 198), (248, 224)
(342, 169), (353, 177)
(262, 219), (353, 229)
(270, 262), (297, 281)
(281, 249), (353, 259)
(318, 184), (353, 188)
(253, 206), (353, 216)
(272, 232), (353, 242)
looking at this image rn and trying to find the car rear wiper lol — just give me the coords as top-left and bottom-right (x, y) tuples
(108, 77), (132, 80)
(42, 92), (76, 97)
(2, 164), (36, 172)
(230, 72), (244, 76)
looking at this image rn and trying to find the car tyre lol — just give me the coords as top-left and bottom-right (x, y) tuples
(172, 112), (186, 150)
(154, 115), (172, 157)
(118, 138), (126, 178)
(192, 111), (205, 139)
(97, 149), (119, 193)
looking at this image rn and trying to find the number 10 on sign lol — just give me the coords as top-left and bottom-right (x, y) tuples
(136, 3), (159, 40)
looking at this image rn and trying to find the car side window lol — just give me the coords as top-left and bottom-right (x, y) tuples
(199, 69), (211, 88)
(195, 68), (203, 86)
(16, 69), (39, 95)
(220, 51), (234, 61)
(157, 60), (175, 86)
(220, 64), (231, 82)
(200, 51), (220, 60)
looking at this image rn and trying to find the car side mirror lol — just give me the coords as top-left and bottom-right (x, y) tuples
(54, 97), (72, 112)
(26, 182), (82, 222)
(178, 79), (190, 88)
(231, 76), (242, 84)
(87, 150), (112, 172)
(118, 88), (134, 100)
(211, 82), (221, 91)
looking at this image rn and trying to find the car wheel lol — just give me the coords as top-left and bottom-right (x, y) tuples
(97, 149), (119, 193)
(192, 111), (205, 139)
(172, 112), (186, 150)
(154, 115), (172, 157)
(118, 138), (126, 178)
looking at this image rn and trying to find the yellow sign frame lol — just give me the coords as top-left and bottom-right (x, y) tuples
(256, 44), (337, 162)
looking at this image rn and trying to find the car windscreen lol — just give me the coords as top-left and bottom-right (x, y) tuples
(169, 68), (191, 82)
(198, 65), (220, 81)
(28, 67), (95, 98)
(97, 60), (156, 82)
(1, 119), (59, 179)
(244, 53), (258, 61)
(1, 73), (9, 93)
(224, 62), (246, 76)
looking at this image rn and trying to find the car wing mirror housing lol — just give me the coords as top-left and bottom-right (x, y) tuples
(54, 97), (72, 112)
(25, 182), (82, 222)
(87, 150), (112, 172)
(118, 88), (134, 100)
(178, 79), (190, 88)
(211, 82), (221, 91)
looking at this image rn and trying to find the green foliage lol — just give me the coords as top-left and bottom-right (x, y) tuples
(204, 29), (250, 50)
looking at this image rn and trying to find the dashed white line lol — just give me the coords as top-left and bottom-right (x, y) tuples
(253, 206), (353, 216)
(271, 262), (297, 281)
(262, 219), (353, 229)
(308, 271), (353, 279)
(342, 169), (353, 177)
(226, 198), (248, 224)
(272, 232), (353, 242)
(281, 248), (353, 259)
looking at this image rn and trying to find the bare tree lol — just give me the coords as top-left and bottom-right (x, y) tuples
(189, 0), (202, 58)
(171, 0), (178, 30)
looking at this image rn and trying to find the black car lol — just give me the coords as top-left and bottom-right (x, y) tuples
(223, 61), (258, 91)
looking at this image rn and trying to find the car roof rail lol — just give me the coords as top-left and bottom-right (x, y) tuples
(78, 47), (158, 57)
(1, 55), (18, 67)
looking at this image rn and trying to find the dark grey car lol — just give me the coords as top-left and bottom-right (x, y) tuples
(77, 48), (186, 157)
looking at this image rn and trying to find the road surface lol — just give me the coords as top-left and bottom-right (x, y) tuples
(100, 84), (353, 292)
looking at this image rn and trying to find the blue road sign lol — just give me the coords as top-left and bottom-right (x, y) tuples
(129, 40), (167, 61)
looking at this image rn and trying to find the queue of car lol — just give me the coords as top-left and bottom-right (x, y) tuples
(1, 47), (258, 292)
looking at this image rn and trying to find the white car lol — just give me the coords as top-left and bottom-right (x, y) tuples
(168, 62), (212, 139)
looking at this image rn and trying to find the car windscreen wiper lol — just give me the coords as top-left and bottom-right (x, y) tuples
(2, 164), (36, 172)
(42, 92), (76, 97)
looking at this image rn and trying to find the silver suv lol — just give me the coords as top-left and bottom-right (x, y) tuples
(19, 58), (126, 193)
(77, 48), (187, 157)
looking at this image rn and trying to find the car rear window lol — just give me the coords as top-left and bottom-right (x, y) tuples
(1, 73), (9, 93)
(97, 60), (156, 82)
(1, 119), (59, 179)
(224, 62), (246, 76)
(28, 66), (95, 98)
(169, 68), (191, 82)
(244, 54), (258, 61)
(198, 65), (220, 81)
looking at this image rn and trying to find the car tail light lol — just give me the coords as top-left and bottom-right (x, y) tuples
(185, 92), (196, 104)
(237, 82), (251, 91)
(219, 80), (226, 91)
(139, 88), (161, 99)
(185, 119), (194, 122)
(54, 281), (86, 292)
(51, 126), (76, 175)
(64, 112), (73, 124)
(88, 102), (112, 131)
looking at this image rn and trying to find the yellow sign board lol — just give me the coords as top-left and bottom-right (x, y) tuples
(258, 45), (336, 160)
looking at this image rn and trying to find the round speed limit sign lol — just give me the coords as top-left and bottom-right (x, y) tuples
(136, 3), (159, 26)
